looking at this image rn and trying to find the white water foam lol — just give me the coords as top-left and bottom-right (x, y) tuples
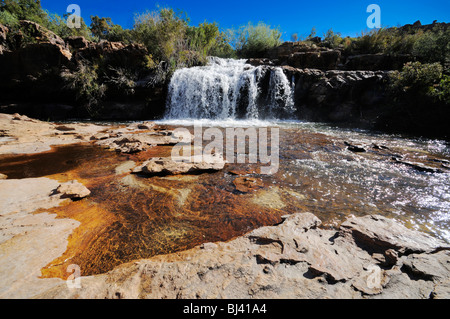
(165, 57), (295, 120)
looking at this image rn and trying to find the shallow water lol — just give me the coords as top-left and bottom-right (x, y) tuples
(1, 120), (448, 278)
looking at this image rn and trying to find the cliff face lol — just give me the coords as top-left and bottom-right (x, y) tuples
(0, 21), (167, 121)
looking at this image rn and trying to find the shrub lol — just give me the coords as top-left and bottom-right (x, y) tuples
(230, 21), (282, 58)
(133, 8), (188, 67)
(62, 63), (106, 116)
(389, 61), (447, 104)
(412, 25), (450, 67)
(430, 74), (450, 104)
(322, 28), (342, 49)
(0, 9), (18, 26)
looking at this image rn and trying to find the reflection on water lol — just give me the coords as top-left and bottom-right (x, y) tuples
(1, 121), (448, 278)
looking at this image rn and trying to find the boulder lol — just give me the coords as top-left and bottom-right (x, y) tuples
(54, 180), (91, 200)
(340, 215), (447, 254)
(65, 36), (90, 50)
(99, 136), (149, 154)
(19, 20), (67, 48)
(133, 154), (226, 176)
(0, 173), (7, 180)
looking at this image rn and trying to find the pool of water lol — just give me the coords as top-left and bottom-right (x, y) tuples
(1, 120), (448, 278)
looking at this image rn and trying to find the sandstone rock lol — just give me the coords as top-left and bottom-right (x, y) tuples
(54, 180), (91, 200)
(431, 279), (450, 299)
(340, 215), (447, 254)
(33, 213), (450, 299)
(90, 133), (110, 141)
(55, 125), (76, 132)
(343, 54), (413, 71)
(19, 21), (67, 48)
(133, 154), (226, 176)
(0, 177), (80, 299)
(401, 251), (450, 282)
(96, 130), (187, 153)
(101, 136), (149, 154)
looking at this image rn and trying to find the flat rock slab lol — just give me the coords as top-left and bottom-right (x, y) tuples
(340, 215), (447, 254)
(35, 213), (450, 299)
(0, 177), (81, 299)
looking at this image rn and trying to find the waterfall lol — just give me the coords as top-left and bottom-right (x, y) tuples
(165, 57), (296, 120)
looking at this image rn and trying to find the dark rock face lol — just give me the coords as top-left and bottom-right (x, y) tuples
(266, 42), (342, 70)
(0, 22), (166, 121)
(279, 66), (390, 128)
(287, 50), (341, 70)
(343, 54), (414, 71)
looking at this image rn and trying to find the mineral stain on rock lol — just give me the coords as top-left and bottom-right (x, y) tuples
(31, 145), (286, 279)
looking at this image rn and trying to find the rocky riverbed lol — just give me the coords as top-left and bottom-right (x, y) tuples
(0, 113), (449, 299)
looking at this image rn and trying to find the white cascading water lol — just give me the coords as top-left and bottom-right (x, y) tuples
(165, 57), (295, 120)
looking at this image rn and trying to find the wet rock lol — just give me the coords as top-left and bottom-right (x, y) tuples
(371, 143), (390, 150)
(228, 168), (256, 176)
(233, 177), (264, 193)
(133, 154), (226, 176)
(53, 180), (91, 200)
(96, 130), (188, 153)
(137, 123), (155, 130)
(392, 157), (444, 174)
(345, 142), (367, 153)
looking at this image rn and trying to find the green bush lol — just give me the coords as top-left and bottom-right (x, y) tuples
(133, 8), (188, 67)
(412, 25), (450, 67)
(230, 22), (282, 58)
(62, 63), (106, 116)
(430, 74), (450, 104)
(389, 61), (448, 104)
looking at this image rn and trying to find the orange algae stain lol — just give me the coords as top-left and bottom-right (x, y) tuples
(29, 144), (288, 279)
(40, 200), (117, 280)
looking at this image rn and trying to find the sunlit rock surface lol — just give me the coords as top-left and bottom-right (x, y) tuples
(36, 213), (450, 299)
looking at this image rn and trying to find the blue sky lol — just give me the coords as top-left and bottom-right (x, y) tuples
(41, 0), (450, 40)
